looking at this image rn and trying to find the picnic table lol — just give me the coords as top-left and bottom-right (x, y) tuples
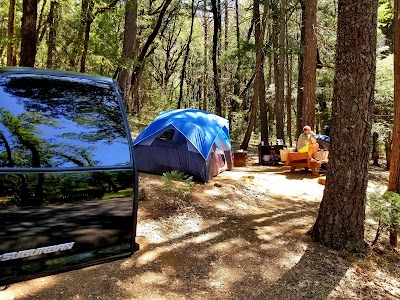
(283, 151), (329, 176)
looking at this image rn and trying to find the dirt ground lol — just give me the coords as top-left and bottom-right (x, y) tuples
(1, 155), (399, 300)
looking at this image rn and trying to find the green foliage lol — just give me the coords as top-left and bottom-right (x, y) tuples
(368, 189), (400, 240)
(378, 0), (393, 27)
(162, 170), (194, 201)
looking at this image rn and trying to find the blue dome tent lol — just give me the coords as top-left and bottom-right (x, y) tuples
(133, 109), (233, 182)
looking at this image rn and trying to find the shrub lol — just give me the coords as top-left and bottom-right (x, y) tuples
(367, 188), (400, 245)
(162, 171), (194, 205)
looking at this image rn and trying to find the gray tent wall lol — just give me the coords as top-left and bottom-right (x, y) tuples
(134, 125), (232, 182)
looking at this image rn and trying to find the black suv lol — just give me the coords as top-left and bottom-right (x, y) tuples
(0, 68), (138, 285)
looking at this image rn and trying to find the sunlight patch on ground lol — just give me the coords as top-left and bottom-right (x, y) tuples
(0, 276), (58, 300)
(138, 271), (169, 285)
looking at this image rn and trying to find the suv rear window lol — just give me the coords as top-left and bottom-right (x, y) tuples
(0, 74), (131, 168)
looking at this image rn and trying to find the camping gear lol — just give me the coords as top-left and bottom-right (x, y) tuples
(133, 109), (232, 182)
(233, 151), (248, 167)
(315, 134), (330, 150)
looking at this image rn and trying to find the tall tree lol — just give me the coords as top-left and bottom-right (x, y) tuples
(20, 0), (38, 67)
(311, 0), (378, 251)
(46, 1), (59, 69)
(241, 0), (269, 150)
(300, 0), (317, 130)
(296, 19), (305, 139)
(80, 0), (119, 73)
(275, 0), (286, 141)
(387, 0), (400, 247)
(117, 0), (138, 109)
(130, 0), (173, 115)
(211, 0), (222, 115)
(202, 0), (209, 111)
(7, 0), (16, 66)
(178, 0), (197, 108)
(232, 0), (241, 111)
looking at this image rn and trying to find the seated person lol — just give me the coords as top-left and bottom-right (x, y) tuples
(296, 125), (319, 159)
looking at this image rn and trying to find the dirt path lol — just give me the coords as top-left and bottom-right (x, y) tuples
(1, 161), (399, 300)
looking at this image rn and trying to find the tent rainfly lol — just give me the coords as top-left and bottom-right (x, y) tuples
(132, 109), (233, 182)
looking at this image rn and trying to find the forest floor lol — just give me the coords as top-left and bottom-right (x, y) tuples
(1, 150), (400, 300)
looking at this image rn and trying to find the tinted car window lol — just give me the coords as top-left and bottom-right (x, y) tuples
(0, 75), (131, 168)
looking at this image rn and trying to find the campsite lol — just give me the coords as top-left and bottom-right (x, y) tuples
(1, 0), (400, 299)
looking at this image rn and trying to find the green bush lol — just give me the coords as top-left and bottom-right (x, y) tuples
(162, 171), (194, 203)
(367, 188), (400, 244)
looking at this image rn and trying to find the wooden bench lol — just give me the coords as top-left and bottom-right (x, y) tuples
(284, 152), (324, 176)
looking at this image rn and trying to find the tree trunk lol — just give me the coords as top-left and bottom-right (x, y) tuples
(301, 0), (317, 130)
(117, 0), (138, 110)
(385, 132), (392, 170)
(203, 1), (208, 111)
(46, 1), (59, 69)
(130, 0), (172, 115)
(178, 0), (196, 109)
(241, 0), (269, 150)
(311, 0), (378, 251)
(372, 132), (380, 166)
(20, 0), (38, 67)
(233, 0), (241, 110)
(260, 57), (269, 144)
(80, 0), (119, 73)
(387, 0), (400, 247)
(211, 0), (222, 115)
(275, 0), (285, 141)
(296, 25), (304, 139)
(7, 0), (16, 66)
(286, 52), (293, 147)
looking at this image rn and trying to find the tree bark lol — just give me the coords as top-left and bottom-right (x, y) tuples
(211, 0), (222, 115)
(46, 1), (59, 69)
(311, 0), (378, 251)
(241, 0), (269, 150)
(20, 0), (38, 67)
(117, 0), (138, 109)
(286, 52), (293, 147)
(296, 21), (304, 139)
(259, 57), (269, 144)
(275, 0), (286, 141)
(7, 0), (16, 66)
(178, 0), (196, 109)
(203, 1), (209, 111)
(301, 0), (317, 130)
(233, 0), (241, 107)
(372, 132), (380, 166)
(387, 0), (400, 247)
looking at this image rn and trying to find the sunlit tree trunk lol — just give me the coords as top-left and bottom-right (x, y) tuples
(202, 1), (209, 111)
(118, 0), (138, 110)
(275, 0), (285, 140)
(20, 0), (38, 67)
(260, 57), (269, 144)
(46, 1), (59, 69)
(7, 0), (16, 66)
(300, 0), (317, 130)
(241, 0), (269, 150)
(296, 22), (304, 139)
(286, 52), (293, 147)
(387, 0), (400, 247)
(311, 0), (378, 251)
